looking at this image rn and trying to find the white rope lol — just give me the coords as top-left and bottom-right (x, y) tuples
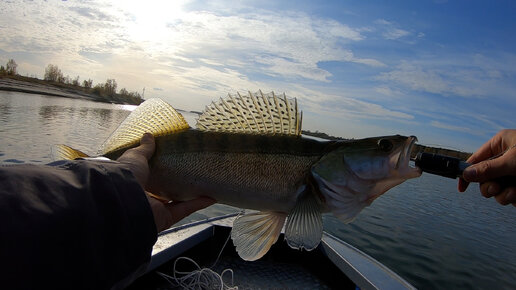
(157, 257), (237, 290)
(157, 213), (245, 290)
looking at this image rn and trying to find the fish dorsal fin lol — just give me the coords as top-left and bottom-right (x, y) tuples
(99, 98), (189, 155)
(52, 144), (89, 161)
(196, 90), (302, 136)
(285, 187), (323, 251)
(231, 211), (287, 261)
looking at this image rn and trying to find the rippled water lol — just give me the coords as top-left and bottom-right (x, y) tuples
(1, 92), (515, 289)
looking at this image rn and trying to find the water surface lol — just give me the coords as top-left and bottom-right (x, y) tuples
(1, 92), (515, 289)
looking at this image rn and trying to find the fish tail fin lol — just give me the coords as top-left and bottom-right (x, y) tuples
(51, 144), (89, 161)
(285, 187), (323, 251)
(231, 211), (286, 261)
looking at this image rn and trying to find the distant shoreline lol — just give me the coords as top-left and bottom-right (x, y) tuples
(0, 76), (142, 105)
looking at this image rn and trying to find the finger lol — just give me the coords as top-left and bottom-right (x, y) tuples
(118, 133), (155, 162)
(130, 133), (155, 160)
(467, 139), (497, 164)
(467, 131), (504, 164)
(479, 181), (500, 198)
(494, 187), (516, 205)
(167, 197), (216, 223)
(117, 134), (155, 186)
(138, 133), (155, 160)
(503, 187), (516, 204)
(458, 178), (469, 192)
(462, 154), (512, 182)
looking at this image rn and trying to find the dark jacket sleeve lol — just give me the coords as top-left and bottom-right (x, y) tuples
(0, 160), (158, 290)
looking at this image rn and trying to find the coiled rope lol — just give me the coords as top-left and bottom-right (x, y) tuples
(157, 215), (242, 289)
(157, 257), (236, 290)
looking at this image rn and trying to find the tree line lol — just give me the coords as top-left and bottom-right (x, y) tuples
(42, 64), (143, 104)
(1, 59), (144, 105)
(0, 59), (18, 76)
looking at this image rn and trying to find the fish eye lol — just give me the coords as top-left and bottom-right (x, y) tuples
(377, 139), (393, 152)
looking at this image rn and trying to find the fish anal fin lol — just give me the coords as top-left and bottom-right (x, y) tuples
(51, 145), (89, 161)
(100, 98), (189, 155)
(285, 189), (323, 251)
(196, 90), (302, 136)
(231, 211), (286, 261)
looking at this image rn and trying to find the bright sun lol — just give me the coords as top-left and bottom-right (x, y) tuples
(116, 0), (190, 42)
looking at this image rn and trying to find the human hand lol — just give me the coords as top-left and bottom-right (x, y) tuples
(117, 133), (215, 232)
(458, 129), (516, 206)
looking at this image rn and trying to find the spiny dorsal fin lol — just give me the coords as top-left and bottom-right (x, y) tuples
(231, 211), (286, 261)
(196, 90), (302, 136)
(99, 98), (189, 155)
(285, 188), (323, 251)
(52, 144), (89, 161)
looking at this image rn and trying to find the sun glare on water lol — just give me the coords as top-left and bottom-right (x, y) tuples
(117, 104), (138, 111)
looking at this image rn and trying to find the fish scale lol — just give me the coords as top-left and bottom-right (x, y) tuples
(134, 130), (327, 212)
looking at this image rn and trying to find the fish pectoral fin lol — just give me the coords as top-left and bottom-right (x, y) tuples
(231, 211), (286, 261)
(51, 145), (89, 161)
(285, 190), (323, 251)
(196, 90), (302, 136)
(312, 172), (367, 224)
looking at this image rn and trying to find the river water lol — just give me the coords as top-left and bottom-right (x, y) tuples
(1, 92), (515, 289)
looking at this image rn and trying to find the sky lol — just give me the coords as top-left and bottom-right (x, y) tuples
(1, 0), (515, 152)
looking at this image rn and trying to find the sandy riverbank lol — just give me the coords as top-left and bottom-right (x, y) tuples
(0, 77), (139, 104)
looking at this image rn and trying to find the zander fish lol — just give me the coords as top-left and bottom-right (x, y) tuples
(53, 91), (422, 261)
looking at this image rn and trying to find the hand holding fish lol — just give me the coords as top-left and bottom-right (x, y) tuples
(117, 133), (215, 232)
(458, 129), (516, 206)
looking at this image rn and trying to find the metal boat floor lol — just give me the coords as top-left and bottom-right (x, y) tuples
(128, 214), (414, 289)
(209, 255), (338, 289)
(129, 225), (352, 289)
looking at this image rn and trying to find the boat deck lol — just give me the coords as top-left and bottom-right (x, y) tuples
(129, 225), (353, 289)
(128, 214), (414, 289)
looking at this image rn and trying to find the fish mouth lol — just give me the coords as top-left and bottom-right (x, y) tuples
(396, 136), (422, 178)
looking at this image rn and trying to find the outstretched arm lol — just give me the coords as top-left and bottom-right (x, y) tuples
(0, 133), (214, 289)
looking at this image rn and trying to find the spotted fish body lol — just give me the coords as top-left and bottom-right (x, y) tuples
(143, 131), (325, 213)
(54, 91), (422, 261)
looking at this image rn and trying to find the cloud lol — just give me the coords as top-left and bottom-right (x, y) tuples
(68, 6), (111, 21)
(0, 1), (387, 85)
(378, 62), (452, 95)
(383, 28), (410, 40)
(430, 121), (486, 137)
(158, 10), (382, 80)
(352, 58), (386, 67)
(255, 56), (333, 82)
(374, 19), (410, 40)
(279, 85), (415, 122)
(377, 57), (516, 99)
(374, 86), (402, 97)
